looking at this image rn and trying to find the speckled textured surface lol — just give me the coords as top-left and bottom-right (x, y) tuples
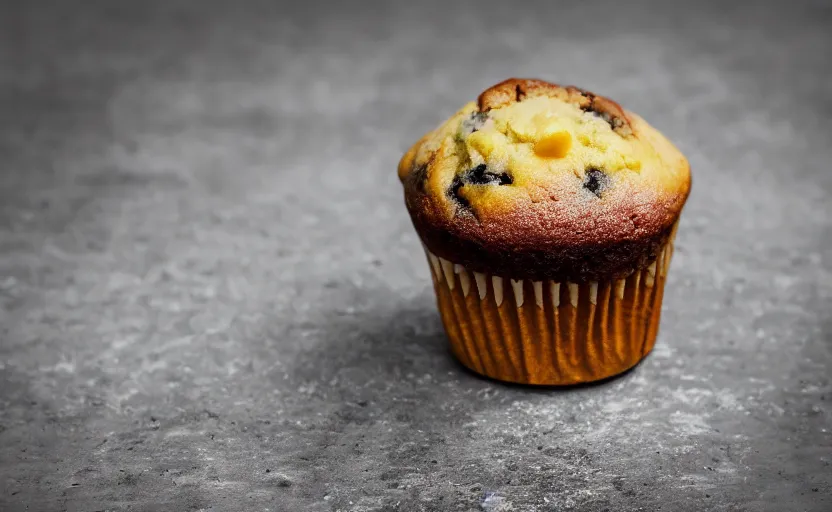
(1, 1), (831, 511)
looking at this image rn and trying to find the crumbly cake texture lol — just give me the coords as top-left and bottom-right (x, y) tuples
(398, 79), (691, 282)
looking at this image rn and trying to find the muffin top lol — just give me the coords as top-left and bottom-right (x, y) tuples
(398, 79), (691, 281)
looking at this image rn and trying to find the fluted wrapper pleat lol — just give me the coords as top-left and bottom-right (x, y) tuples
(424, 236), (676, 385)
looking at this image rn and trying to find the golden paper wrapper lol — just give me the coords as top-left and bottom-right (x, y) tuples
(424, 237), (675, 385)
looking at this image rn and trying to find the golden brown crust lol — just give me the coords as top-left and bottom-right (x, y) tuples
(477, 78), (633, 137)
(400, 78), (691, 281)
(404, 171), (687, 281)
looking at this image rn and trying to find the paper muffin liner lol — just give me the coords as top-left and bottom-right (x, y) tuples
(423, 229), (677, 385)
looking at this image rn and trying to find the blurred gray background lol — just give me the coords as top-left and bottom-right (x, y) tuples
(1, 0), (831, 510)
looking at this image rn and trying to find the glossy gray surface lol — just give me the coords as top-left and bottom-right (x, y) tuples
(1, 1), (830, 510)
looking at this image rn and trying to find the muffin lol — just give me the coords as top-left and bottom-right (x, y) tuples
(398, 78), (691, 385)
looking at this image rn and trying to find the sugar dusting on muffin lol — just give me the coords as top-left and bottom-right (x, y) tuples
(398, 78), (690, 282)
(399, 78), (688, 223)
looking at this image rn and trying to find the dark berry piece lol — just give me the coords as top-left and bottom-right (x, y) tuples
(447, 164), (512, 211)
(460, 112), (489, 136)
(449, 175), (469, 208)
(583, 168), (609, 198)
(515, 84), (525, 101)
(410, 163), (429, 191)
(466, 164), (512, 185)
(466, 163), (488, 183)
(580, 104), (617, 131)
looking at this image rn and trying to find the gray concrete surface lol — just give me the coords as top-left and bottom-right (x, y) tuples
(1, 0), (831, 510)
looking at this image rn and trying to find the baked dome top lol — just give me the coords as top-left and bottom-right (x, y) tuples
(398, 79), (691, 281)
